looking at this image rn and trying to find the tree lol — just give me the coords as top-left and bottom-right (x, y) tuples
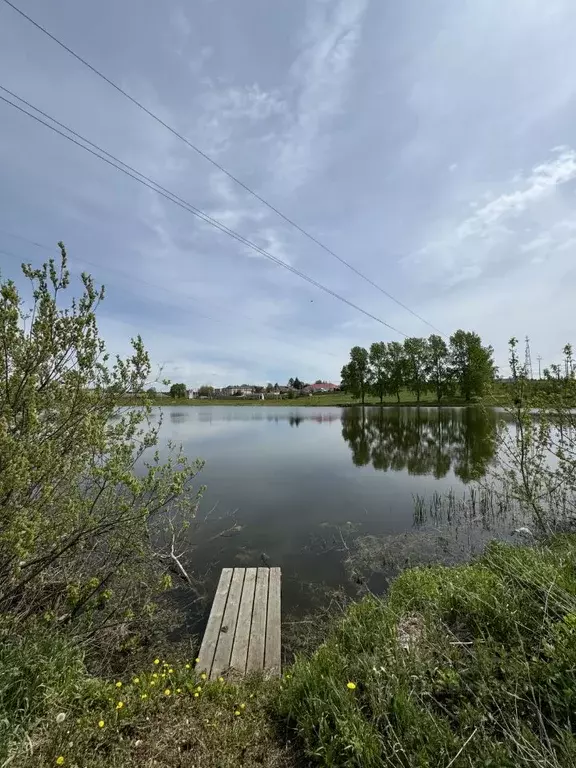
(293, 377), (304, 390)
(170, 382), (188, 399)
(449, 330), (495, 401)
(198, 385), (214, 397)
(0, 245), (202, 640)
(427, 334), (450, 401)
(341, 346), (370, 404)
(403, 337), (429, 403)
(265, 383), (273, 393)
(386, 341), (406, 403)
(288, 378), (294, 388)
(369, 342), (389, 403)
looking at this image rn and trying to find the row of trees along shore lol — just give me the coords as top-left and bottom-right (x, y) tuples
(341, 331), (495, 404)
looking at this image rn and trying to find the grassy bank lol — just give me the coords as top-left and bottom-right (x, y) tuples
(121, 388), (511, 408)
(6, 536), (575, 767)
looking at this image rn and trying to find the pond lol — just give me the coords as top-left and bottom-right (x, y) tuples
(148, 405), (519, 626)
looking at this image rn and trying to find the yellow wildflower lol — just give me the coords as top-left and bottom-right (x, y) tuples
(347, 682), (357, 690)
(153, 658), (160, 665)
(176, 688), (182, 693)
(115, 681), (122, 688)
(133, 677), (140, 684)
(152, 673), (158, 678)
(164, 689), (171, 696)
(218, 676), (225, 683)
(150, 680), (156, 686)
(98, 720), (105, 728)
(234, 710), (241, 716)
(200, 673), (207, 680)
(195, 685), (202, 692)
(194, 692), (199, 698)
(195, 657), (200, 663)
(168, 668), (174, 674)
(185, 663), (191, 669)
(116, 701), (124, 710)
(56, 758), (65, 766)
(240, 703), (246, 709)
(141, 694), (148, 700)
(249, 693), (254, 699)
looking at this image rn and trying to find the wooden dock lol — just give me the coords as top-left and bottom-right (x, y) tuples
(197, 567), (281, 679)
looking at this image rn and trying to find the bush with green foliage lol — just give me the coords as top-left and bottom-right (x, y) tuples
(0, 246), (203, 656)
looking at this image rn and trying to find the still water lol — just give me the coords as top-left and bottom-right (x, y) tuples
(150, 405), (514, 622)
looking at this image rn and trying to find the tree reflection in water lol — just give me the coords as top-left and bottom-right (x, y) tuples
(341, 406), (501, 483)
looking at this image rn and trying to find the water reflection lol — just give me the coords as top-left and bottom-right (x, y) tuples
(341, 406), (499, 482)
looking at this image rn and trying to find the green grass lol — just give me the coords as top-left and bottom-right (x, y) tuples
(120, 388), (511, 408)
(279, 535), (576, 767)
(5, 537), (576, 767)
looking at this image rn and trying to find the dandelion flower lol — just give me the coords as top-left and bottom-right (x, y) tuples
(234, 710), (241, 716)
(152, 673), (158, 679)
(168, 668), (174, 674)
(116, 701), (124, 710)
(347, 682), (357, 690)
(194, 692), (199, 698)
(150, 680), (156, 686)
(153, 658), (160, 665)
(56, 757), (65, 766)
(164, 689), (171, 696)
(133, 677), (140, 684)
(195, 686), (202, 692)
(176, 688), (182, 693)
(98, 720), (105, 728)
(141, 694), (148, 700)
(200, 673), (207, 680)
(218, 676), (225, 683)
(115, 681), (122, 688)
(185, 663), (191, 669)
(195, 657), (200, 663)
(56, 712), (66, 724)
(240, 703), (246, 709)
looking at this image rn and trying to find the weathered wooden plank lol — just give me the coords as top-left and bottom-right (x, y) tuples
(265, 567), (281, 676)
(230, 567), (257, 675)
(197, 568), (233, 675)
(246, 567), (269, 673)
(210, 568), (245, 679)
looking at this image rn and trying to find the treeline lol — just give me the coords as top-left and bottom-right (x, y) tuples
(341, 331), (495, 404)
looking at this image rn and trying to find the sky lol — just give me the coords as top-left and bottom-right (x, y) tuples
(1, 0), (576, 387)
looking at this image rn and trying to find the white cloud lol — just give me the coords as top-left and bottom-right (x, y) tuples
(410, 148), (576, 285)
(273, 0), (369, 192)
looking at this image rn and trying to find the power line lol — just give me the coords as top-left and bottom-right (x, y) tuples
(0, 236), (343, 360)
(0, 86), (409, 337)
(1, 0), (444, 337)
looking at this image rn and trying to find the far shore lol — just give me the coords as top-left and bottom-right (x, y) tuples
(118, 391), (510, 408)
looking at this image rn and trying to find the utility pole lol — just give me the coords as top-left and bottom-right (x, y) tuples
(537, 355), (542, 379)
(524, 336), (533, 379)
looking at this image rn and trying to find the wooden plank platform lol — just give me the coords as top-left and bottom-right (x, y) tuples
(197, 567), (281, 679)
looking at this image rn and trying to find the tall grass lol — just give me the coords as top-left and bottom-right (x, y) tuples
(279, 536), (576, 767)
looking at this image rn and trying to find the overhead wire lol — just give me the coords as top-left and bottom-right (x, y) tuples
(0, 233), (344, 360)
(0, 86), (408, 337)
(1, 0), (445, 337)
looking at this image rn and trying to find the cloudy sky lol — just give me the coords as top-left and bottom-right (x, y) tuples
(1, 0), (576, 387)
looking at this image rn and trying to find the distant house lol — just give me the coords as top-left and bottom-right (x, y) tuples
(187, 388), (199, 399)
(303, 382), (339, 394)
(223, 385), (255, 397)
